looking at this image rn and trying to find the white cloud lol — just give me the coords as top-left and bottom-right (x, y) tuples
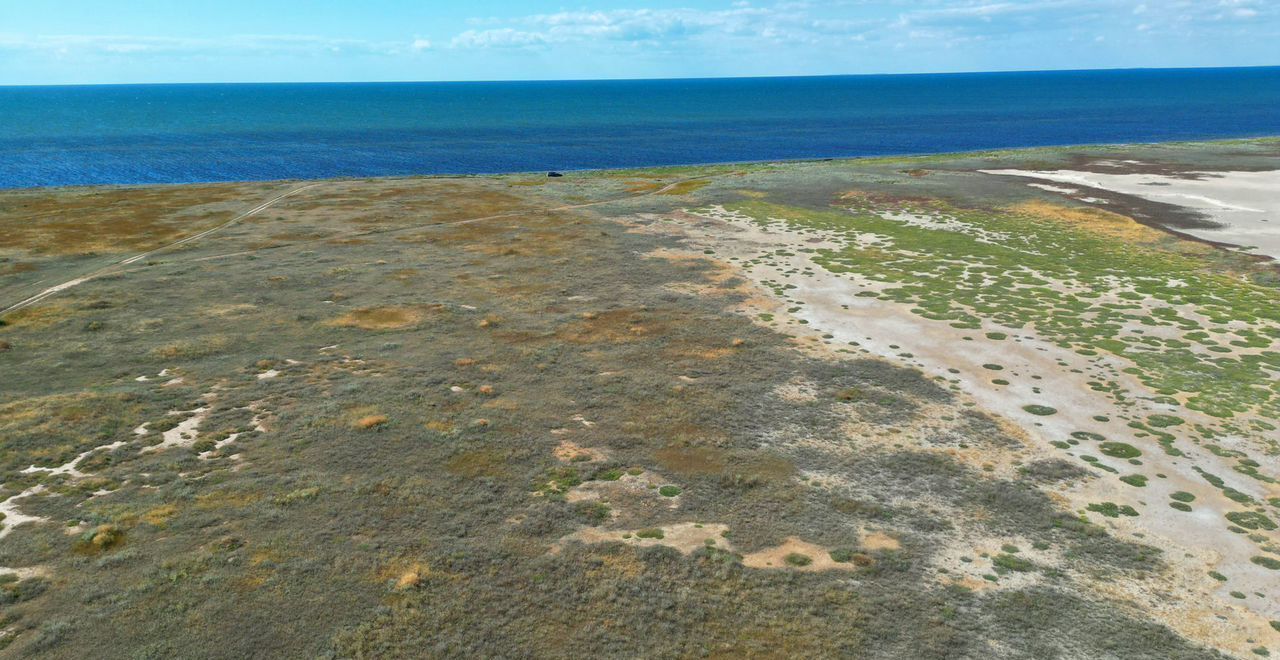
(450, 28), (547, 49)
(0, 33), (407, 57)
(446, 5), (869, 50)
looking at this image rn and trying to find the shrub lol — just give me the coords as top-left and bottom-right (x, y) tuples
(784, 553), (812, 567)
(1170, 491), (1195, 502)
(829, 548), (855, 563)
(77, 524), (124, 552)
(575, 502), (611, 524)
(636, 528), (664, 540)
(1019, 459), (1087, 482)
(835, 388), (862, 402)
(275, 487), (320, 506)
(1227, 512), (1277, 531)
(1087, 502), (1138, 518)
(1022, 405), (1057, 416)
(1251, 556), (1280, 570)
(596, 468), (624, 481)
(1099, 442), (1140, 459)
(1147, 414), (1185, 428)
(658, 485), (682, 497)
(992, 553), (1034, 572)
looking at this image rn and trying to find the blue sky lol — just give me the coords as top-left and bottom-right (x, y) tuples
(0, 1), (1275, 84)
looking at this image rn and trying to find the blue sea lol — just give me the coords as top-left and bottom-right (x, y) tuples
(1, 67), (1278, 189)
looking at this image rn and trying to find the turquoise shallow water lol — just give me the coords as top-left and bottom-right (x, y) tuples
(1, 67), (1278, 189)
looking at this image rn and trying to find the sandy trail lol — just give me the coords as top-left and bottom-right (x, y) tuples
(0, 485), (48, 539)
(0, 183), (320, 317)
(1, 175), (715, 310)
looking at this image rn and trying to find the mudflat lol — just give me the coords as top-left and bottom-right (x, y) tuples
(2, 138), (1278, 658)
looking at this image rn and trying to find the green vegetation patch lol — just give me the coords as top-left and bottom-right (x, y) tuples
(1087, 502), (1139, 518)
(1099, 442), (1141, 459)
(784, 553), (813, 567)
(1225, 511), (1277, 531)
(1251, 556), (1280, 570)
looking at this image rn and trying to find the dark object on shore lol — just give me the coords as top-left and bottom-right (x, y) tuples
(0, 340), (11, 352)
(547, 171), (564, 178)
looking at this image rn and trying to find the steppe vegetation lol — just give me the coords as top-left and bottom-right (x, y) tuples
(2, 139), (1277, 658)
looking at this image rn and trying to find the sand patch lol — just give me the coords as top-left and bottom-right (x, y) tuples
(559, 522), (730, 555)
(143, 404), (210, 452)
(861, 530), (901, 551)
(554, 440), (607, 463)
(22, 440), (126, 479)
(563, 470), (680, 514)
(741, 537), (855, 572)
(0, 485), (49, 538)
(0, 565), (49, 580)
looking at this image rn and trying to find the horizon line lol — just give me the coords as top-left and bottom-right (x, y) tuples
(2, 63), (1277, 89)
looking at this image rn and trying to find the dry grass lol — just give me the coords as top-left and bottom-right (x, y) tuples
(424, 420), (456, 433)
(141, 504), (178, 527)
(655, 446), (726, 475)
(658, 180), (710, 196)
(861, 530), (901, 551)
(354, 414), (389, 430)
(3, 262), (38, 274)
(556, 308), (667, 344)
(150, 335), (232, 359)
(0, 301), (75, 329)
(328, 306), (426, 330)
(0, 182), (267, 255)
(1011, 201), (1165, 243)
(445, 449), (508, 478)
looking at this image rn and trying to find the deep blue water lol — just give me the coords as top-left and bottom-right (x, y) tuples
(1, 67), (1278, 189)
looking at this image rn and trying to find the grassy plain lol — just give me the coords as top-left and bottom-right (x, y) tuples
(1, 139), (1277, 658)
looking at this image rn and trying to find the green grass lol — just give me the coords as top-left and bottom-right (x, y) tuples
(1087, 502), (1139, 518)
(720, 198), (1280, 425)
(1226, 512), (1277, 531)
(1099, 442), (1141, 459)
(1251, 556), (1280, 570)
(784, 552), (813, 567)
